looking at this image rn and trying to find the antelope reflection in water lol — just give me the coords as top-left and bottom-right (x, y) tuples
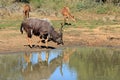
(21, 49), (77, 80)
(21, 50), (63, 79)
(49, 48), (77, 80)
(22, 51), (52, 72)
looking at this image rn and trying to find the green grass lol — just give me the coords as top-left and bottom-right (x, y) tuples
(51, 20), (63, 28)
(0, 0), (120, 30)
(0, 18), (119, 31)
(0, 19), (22, 30)
(75, 19), (120, 29)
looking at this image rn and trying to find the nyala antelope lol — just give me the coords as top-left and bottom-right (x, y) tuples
(20, 18), (64, 48)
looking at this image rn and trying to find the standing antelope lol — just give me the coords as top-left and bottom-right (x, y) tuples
(61, 6), (76, 25)
(23, 4), (31, 19)
(20, 18), (64, 48)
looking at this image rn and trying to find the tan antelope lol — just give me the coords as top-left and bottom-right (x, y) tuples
(23, 4), (31, 19)
(61, 6), (76, 25)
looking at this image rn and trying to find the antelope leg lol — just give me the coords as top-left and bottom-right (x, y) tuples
(27, 37), (32, 48)
(45, 35), (49, 48)
(37, 35), (42, 47)
(45, 51), (49, 62)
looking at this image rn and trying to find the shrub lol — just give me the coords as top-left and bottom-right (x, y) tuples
(76, 0), (98, 11)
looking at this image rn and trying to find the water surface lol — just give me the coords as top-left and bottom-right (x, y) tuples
(0, 47), (120, 80)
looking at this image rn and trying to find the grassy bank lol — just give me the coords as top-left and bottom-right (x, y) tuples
(0, 17), (119, 30)
(0, 0), (120, 29)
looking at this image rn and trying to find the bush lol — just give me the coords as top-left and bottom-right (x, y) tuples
(96, 5), (109, 14)
(0, 0), (13, 6)
(76, 0), (98, 11)
(95, 4), (120, 14)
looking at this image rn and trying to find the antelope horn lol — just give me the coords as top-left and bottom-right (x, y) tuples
(59, 23), (64, 33)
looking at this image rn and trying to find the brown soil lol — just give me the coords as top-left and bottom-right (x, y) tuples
(0, 24), (120, 54)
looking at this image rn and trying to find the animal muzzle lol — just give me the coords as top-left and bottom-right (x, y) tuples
(57, 42), (64, 45)
(57, 40), (64, 45)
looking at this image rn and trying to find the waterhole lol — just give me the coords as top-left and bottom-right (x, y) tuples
(0, 47), (120, 80)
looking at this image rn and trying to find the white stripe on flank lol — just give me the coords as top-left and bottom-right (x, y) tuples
(31, 29), (33, 35)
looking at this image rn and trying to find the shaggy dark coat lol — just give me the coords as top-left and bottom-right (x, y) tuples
(20, 18), (63, 46)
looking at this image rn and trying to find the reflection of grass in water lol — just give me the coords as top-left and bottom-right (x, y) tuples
(0, 54), (23, 80)
(69, 47), (120, 80)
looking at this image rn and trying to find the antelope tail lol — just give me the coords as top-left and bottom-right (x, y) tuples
(20, 23), (24, 34)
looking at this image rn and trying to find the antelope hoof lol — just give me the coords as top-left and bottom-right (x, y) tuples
(28, 45), (33, 48)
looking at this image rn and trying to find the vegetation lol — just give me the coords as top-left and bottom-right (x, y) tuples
(0, 19), (22, 29)
(0, 0), (120, 29)
(69, 47), (120, 80)
(0, 0), (120, 13)
(29, 0), (120, 14)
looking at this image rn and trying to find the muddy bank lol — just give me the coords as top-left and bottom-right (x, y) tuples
(0, 26), (120, 53)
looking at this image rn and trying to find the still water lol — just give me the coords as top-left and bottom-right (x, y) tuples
(0, 47), (120, 80)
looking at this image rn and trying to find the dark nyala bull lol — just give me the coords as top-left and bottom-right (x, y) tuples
(20, 18), (64, 48)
